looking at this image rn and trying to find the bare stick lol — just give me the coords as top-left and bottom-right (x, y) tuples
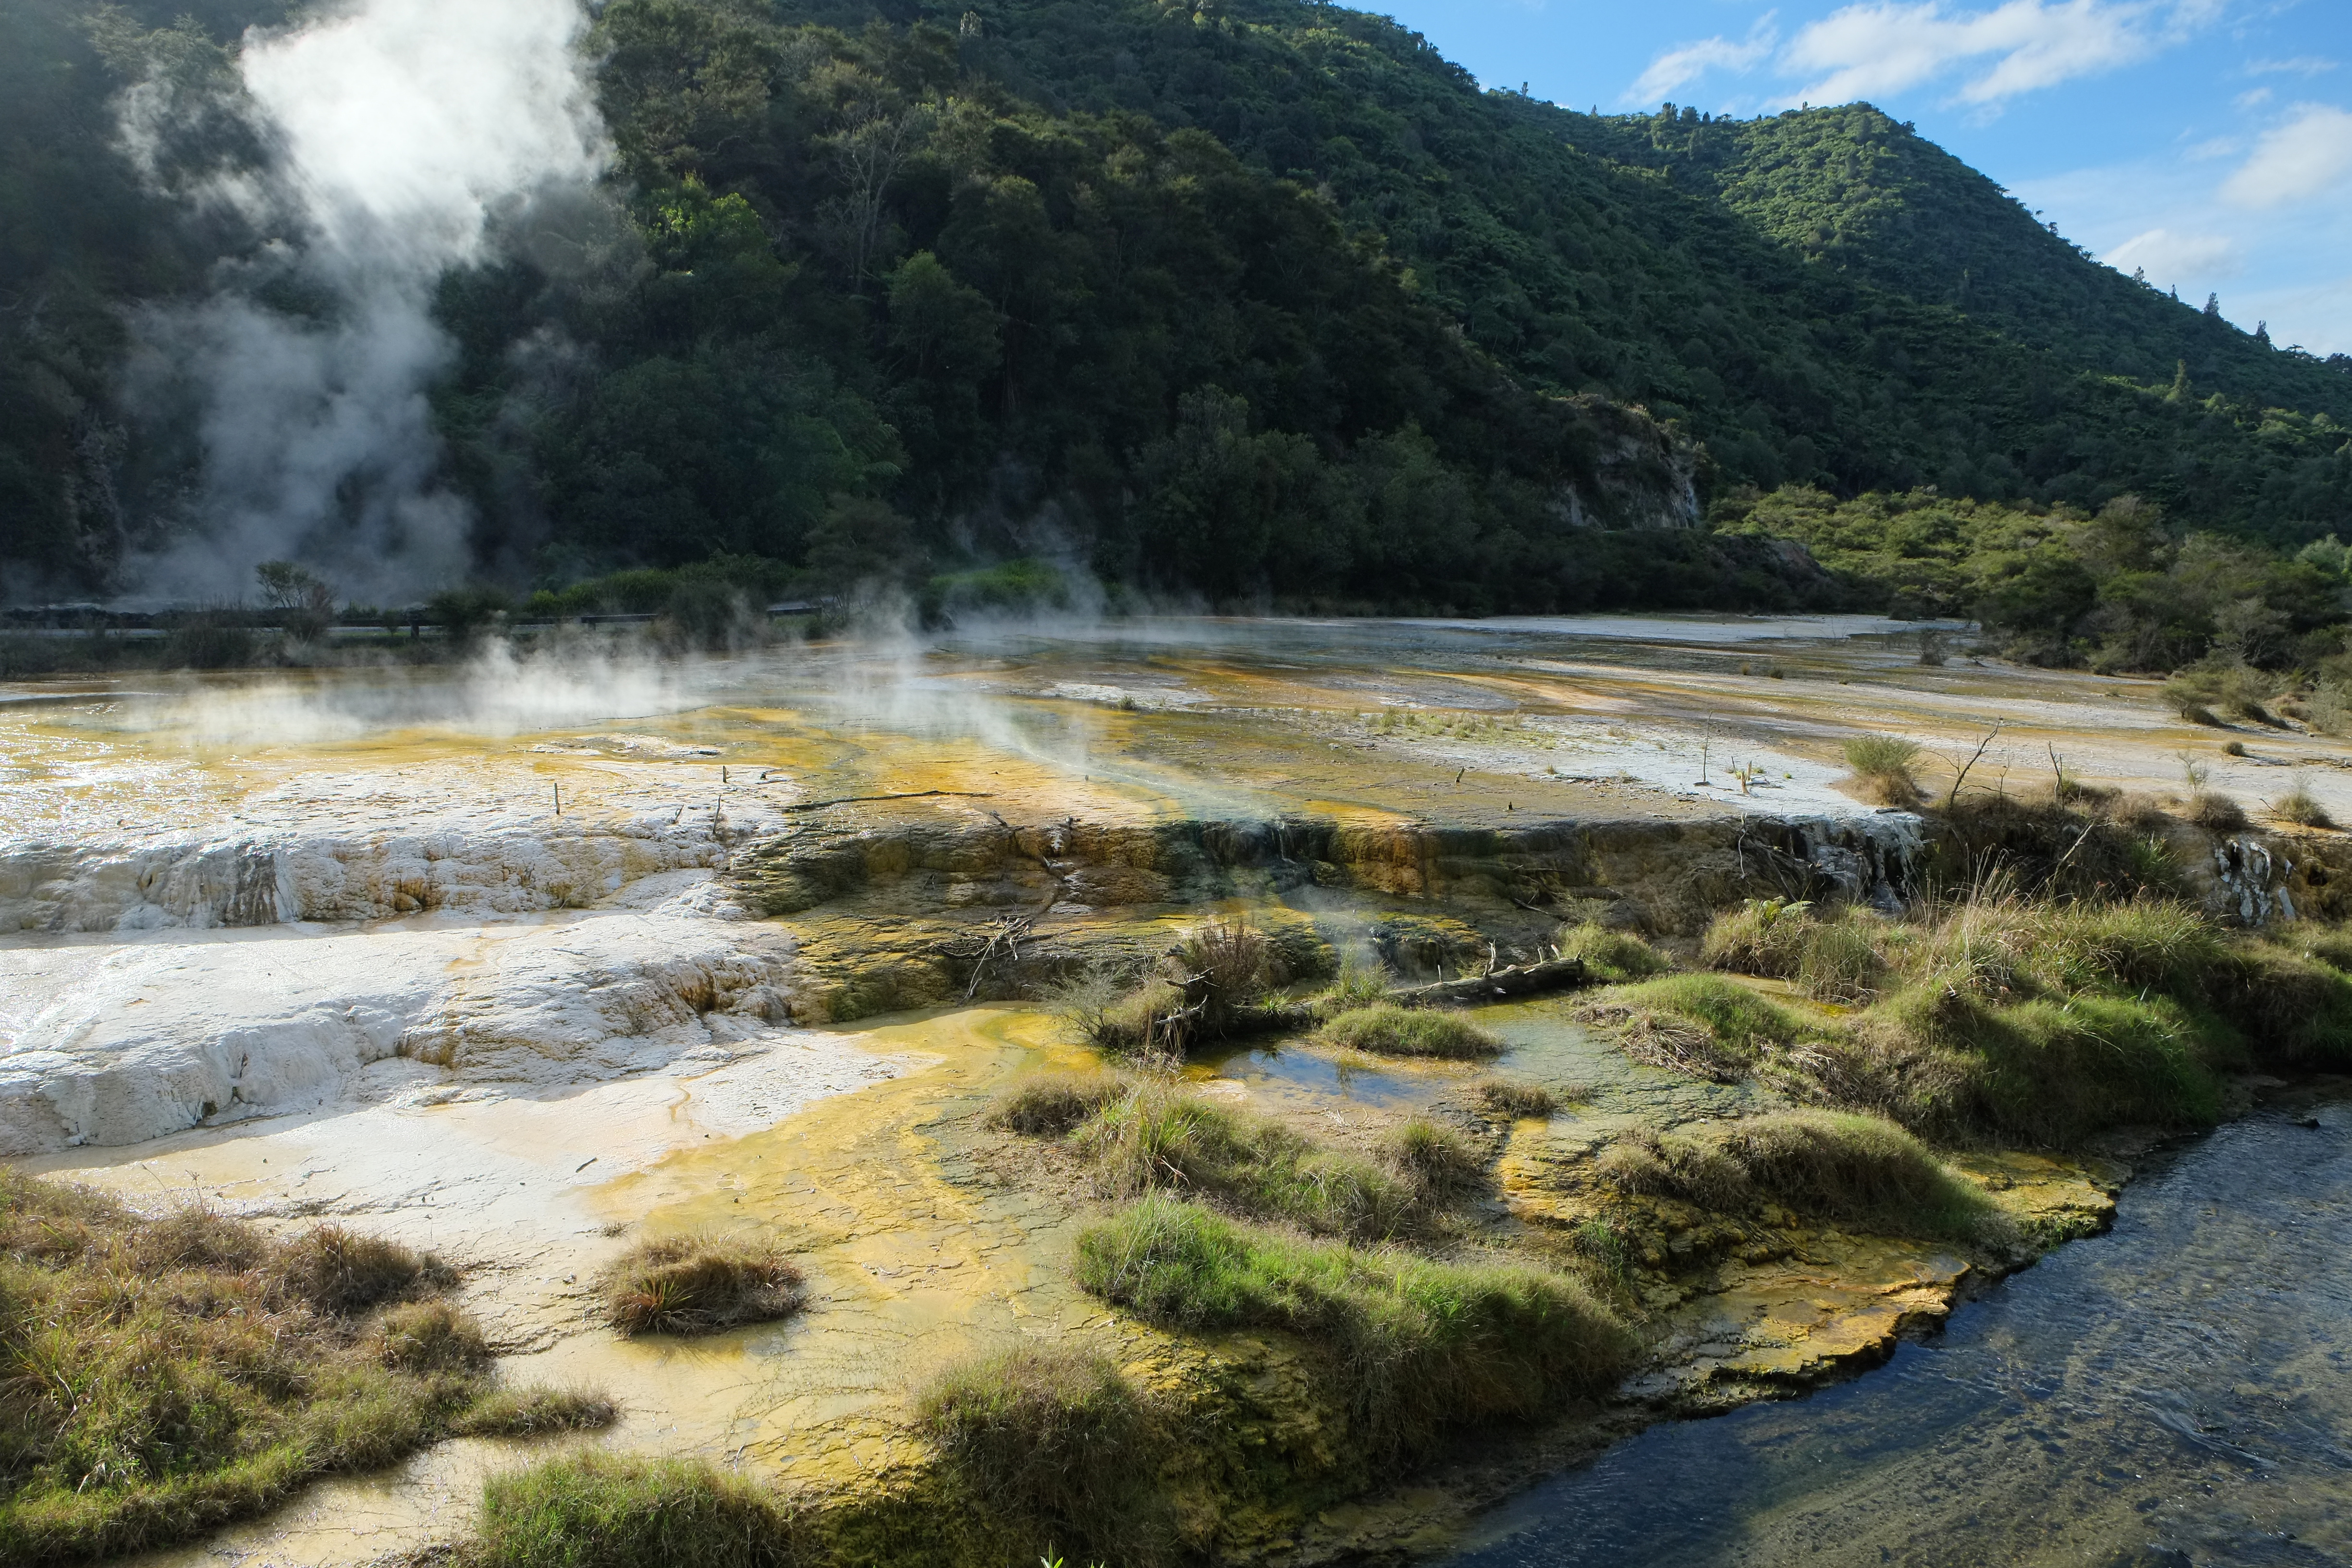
(1944, 720), (2005, 808)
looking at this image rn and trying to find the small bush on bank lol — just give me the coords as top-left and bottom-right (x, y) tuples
(2272, 784), (2335, 828)
(1841, 735), (1922, 804)
(2189, 791), (2249, 831)
(1072, 1197), (1633, 1465)
(918, 1345), (1167, 1565)
(1317, 1003), (1501, 1058)
(1555, 922), (1670, 982)
(1473, 1079), (1557, 1119)
(601, 1236), (804, 1336)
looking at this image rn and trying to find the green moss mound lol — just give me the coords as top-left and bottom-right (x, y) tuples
(1073, 1196), (1632, 1463)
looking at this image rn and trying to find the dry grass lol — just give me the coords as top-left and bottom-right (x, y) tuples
(2189, 790), (2249, 831)
(0, 1171), (606, 1566)
(1316, 1003), (1502, 1058)
(601, 1236), (804, 1336)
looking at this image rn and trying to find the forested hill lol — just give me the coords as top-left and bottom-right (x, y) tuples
(4, 0), (2351, 619)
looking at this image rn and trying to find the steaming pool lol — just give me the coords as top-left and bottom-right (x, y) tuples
(4, 612), (2347, 1564)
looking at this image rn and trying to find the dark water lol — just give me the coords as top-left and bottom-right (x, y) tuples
(1450, 1103), (2352, 1568)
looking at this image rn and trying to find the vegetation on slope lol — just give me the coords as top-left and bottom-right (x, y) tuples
(6, 0), (2349, 620)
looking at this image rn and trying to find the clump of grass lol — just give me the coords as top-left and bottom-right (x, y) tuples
(2271, 784), (2335, 828)
(1597, 1112), (2003, 1242)
(1379, 1117), (1489, 1197)
(1609, 975), (1805, 1052)
(1702, 900), (1894, 1002)
(470, 1453), (792, 1568)
(918, 1345), (1168, 1565)
(1555, 921), (1670, 981)
(0, 1171), (553, 1565)
(1072, 1082), (1411, 1239)
(452, 1386), (621, 1439)
(1841, 734), (1922, 804)
(1473, 1079), (1557, 1119)
(1317, 1002), (1502, 1058)
(1323, 958), (1393, 1010)
(986, 1070), (1125, 1136)
(601, 1236), (804, 1336)
(1175, 917), (1272, 1012)
(2189, 791), (2249, 832)
(378, 1300), (493, 1373)
(1073, 1197), (1633, 1465)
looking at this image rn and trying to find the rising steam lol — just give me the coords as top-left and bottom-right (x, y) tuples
(125, 0), (608, 603)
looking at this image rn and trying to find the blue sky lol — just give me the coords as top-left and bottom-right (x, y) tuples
(1366, 1), (2352, 355)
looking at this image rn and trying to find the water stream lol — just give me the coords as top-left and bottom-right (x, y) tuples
(1449, 1100), (2352, 1568)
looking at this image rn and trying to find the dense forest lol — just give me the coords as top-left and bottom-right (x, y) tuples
(4, 0), (2352, 654)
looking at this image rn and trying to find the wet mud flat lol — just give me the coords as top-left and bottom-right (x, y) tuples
(3, 614), (2347, 1565)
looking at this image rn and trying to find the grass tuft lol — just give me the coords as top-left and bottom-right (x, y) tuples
(1554, 922), (1670, 982)
(1379, 1117), (1489, 1197)
(2188, 791), (2248, 832)
(378, 1300), (493, 1373)
(917, 1344), (1167, 1564)
(986, 1070), (1125, 1137)
(1472, 1079), (1557, 1119)
(1842, 734), (1922, 804)
(470, 1453), (791, 1568)
(1073, 1197), (1631, 1464)
(1598, 1111), (2004, 1241)
(2272, 784), (2335, 828)
(1072, 1082), (1410, 1239)
(601, 1236), (804, 1337)
(452, 1386), (621, 1439)
(1316, 1003), (1501, 1058)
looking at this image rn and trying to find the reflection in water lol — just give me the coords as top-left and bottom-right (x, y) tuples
(1451, 1103), (2352, 1568)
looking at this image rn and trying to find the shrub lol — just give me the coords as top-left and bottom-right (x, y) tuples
(1175, 919), (1271, 1013)
(601, 1236), (804, 1336)
(1473, 1079), (1557, 1119)
(917, 1345), (1166, 1564)
(1317, 1003), (1501, 1058)
(1555, 922), (1670, 981)
(1072, 1197), (1633, 1464)
(1841, 735), (1922, 803)
(987, 1071), (1124, 1137)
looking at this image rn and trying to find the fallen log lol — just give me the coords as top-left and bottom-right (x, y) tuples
(1388, 956), (1589, 1007)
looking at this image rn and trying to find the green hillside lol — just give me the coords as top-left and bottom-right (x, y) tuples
(3, 0), (2350, 633)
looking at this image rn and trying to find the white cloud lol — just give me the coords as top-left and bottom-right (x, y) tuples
(1779, 1), (2165, 109)
(1626, 16), (1780, 105)
(2105, 227), (2243, 280)
(2243, 56), (2340, 78)
(2222, 104), (2352, 208)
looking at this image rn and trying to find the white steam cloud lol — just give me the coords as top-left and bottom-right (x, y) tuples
(127, 0), (608, 604)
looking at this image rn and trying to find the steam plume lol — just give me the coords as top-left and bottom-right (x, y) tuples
(127, 0), (607, 603)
